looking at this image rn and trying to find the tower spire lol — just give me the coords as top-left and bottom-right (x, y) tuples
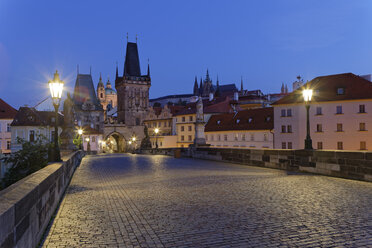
(193, 76), (199, 96)
(240, 76), (244, 93)
(147, 58), (150, 77)
(115, 61), (118, 79)
(215, 75), (221, 97)
(199, 77), (203, 96)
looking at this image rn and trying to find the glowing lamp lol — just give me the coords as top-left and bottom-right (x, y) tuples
(302, 89), (313, 102)
(48, 70), (64, 105)
(154, 128), (159, 134)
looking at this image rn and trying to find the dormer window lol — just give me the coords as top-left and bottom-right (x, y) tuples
(248, 118), (253, 123)
(236, 119), (240, 124)
(217, 120), (221, 125)
(337, 87), (345, 95)
(266, 116), (271, 122)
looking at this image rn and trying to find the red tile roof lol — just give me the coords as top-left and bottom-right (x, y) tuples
(205, 107), (273, 132)
(11, 107), (63, 126)
(273, 73), (372, 105)
(0, 98), (17, 119)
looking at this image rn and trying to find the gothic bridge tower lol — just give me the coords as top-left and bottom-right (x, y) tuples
(115, 41), (151, 126)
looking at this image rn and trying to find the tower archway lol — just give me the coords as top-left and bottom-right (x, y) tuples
(105, 132), (126, 153)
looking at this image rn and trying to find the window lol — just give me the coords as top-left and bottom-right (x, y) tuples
(337, 142), (343, 150)
(317, 142), (323, 149)
(182, 117), (185, 122)
(337, 88), (345, 95)
(6, 140), (10, 150)
(316, 107), (322, 115)
(234, 133), (238, 141)
(181, 135), (184, 141)
(336, 106), (343, 114)
(189, 116), (193, 121)
(316, 124), (322, 132)
(359, 104), (366, 113)
(337, 123), (343, 132)
(211, 135), (214, 141)
(250, 134), (254, 141)
(188, 135), (192, 141)
(248, 118), (253, 123)
(360, 141), (367, 150)
(287, 125), (292, 133)
(217, 135), (221, 141)
(287, 109), (292, 117)
(136, 118), (140, 125)
(242, 134), (246, 141)
(288, 142), (292, 149)
(6, 123), (10, 132)
(281, 109), (286, 117)
(188, 126), (192, 131)
(281, 125), (286, 133)
(100, 93), (103, 98)
(224, 135), (228, 141)
(263, 133), (268, 141)
(92, 137), (96, 142)
(181, 126), (184, 131)
(360, 123), (366, 131)
(282, 142), (286, 149)
(29, 130), (35, 142)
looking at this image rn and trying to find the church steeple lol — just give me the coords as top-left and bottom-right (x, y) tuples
(97, 73), (104, 88)
(215, 75), (221, 97)
(205, 69), (211, 82)
(199, 77), (203, 96)
(193, 76), (199, 96)
(123, 41), (141, 76)
(147, 60), (150, 77)
(240, 76), (244, 93)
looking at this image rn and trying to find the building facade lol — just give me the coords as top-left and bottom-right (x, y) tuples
(273, 73), (372, 150)
(204, 108), (274, 149)
(0, 99), (17, 154)
(10, 107), (63, 152)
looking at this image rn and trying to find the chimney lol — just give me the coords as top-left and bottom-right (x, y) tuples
(209, 93), (214, 101)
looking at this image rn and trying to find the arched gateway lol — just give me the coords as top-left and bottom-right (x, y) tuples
(104, 132), (126, 153)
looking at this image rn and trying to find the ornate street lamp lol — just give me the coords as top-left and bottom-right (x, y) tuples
(303, 89), (313, 150)
(48, 70), (64, 162)
(77, 128), (83, 150)
(154, 128), (159, 149)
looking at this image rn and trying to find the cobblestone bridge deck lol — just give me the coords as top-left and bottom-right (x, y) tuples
(42, 154), (372, 247)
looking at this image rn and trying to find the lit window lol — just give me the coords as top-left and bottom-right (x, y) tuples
(234, 134), (238, 141)
(188, 126), (192, 131)
(317, 142), (323, 149)
(29, 130), (35, 142)
(316, 124), (322, 132)
(360, 123), (366, 131)
(360, 141), (367, 150)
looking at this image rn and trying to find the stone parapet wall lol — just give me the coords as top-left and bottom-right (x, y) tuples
(0, 151), (84, 248)
(153, 148), (372, 182)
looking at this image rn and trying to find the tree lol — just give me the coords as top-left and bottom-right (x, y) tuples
(73, 134), (82, 150)
(1, 135), (50, 189)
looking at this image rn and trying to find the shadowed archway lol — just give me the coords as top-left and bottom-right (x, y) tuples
(105, 132), (126, 153)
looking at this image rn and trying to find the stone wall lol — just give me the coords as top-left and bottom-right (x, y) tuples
(0, 151), (84, 248)
(153, 148), (372, 182)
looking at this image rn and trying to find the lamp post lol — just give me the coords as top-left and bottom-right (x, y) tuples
(303, 89), (313, 150)
(154, 128), (159, 149)
(48, 70), (64, 162)
(78, 128), (83, 150)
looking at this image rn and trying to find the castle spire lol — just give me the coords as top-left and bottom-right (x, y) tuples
(215, 75), (221, 97)
(115, 62), (118, 79)
(193, 76), (199, 96)
(205, 69), (211, 82)
(199, 77), (203, 96)
(147, 59), (150, 77)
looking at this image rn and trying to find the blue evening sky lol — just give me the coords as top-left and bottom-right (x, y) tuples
(0, 0), (371, 108)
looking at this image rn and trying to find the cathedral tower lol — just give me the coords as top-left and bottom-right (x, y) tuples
(115, 41), (151, 126)
(97, 74), (105, 102)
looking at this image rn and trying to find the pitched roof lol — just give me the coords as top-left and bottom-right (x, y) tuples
(205, 107), (273, 132)
(273, 73), (372, 105)
(73, 74), (102, 110)
(0, 98), (17, 119)
(11, 107), (63, 126)
(124, 42), (141, 76)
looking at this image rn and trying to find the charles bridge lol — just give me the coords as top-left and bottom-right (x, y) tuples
(0, 148), (372, 247)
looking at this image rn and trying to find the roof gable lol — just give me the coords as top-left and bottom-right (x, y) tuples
(0, 98), (17, 119)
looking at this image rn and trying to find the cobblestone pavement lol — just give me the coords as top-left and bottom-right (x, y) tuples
(42, 154), (372, 247)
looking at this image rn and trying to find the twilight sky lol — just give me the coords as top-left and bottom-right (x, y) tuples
(1, 0), (372, 108)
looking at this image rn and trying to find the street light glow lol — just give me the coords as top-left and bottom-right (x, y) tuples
(85, 137), (90, 142)
(48, 70), (64, 103)
(154, 128), (159, 134)
(78, 129), (83, 135)
(132, 137), (136, 142)
(303, 89), (313, 102)
(129, 141), (132, 145)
